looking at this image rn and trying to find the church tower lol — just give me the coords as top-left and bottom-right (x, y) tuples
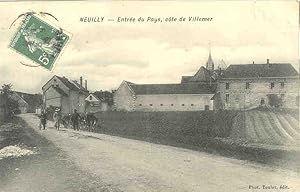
(206, 47), (214, 72)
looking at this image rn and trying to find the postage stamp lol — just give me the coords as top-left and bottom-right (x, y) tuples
(9, 14), (69, 70)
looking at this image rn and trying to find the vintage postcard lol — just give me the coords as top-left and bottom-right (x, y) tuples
(0, 1), (299, 192)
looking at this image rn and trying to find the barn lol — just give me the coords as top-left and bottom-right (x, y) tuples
(114, 81), (215, 111)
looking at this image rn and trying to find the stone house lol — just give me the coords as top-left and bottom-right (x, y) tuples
(214, 61), (299, 110)
(42, 75), (89, 114)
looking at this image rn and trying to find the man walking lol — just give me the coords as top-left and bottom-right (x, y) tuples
(40, 111), (47, 130)
(71, 109), (80, 131)
(53, 108), (62, 131)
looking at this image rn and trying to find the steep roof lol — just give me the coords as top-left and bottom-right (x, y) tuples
(92, 91), (113, 105)
(206, 52), (214, 70)
(15, 91), (42, 107)
(127, 82), (216, 95)
(189, 66), (212, 82)
(56, 76), (88, 92)
(223, 63), (298, 78)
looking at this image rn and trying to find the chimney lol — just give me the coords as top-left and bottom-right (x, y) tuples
(85, 80), (87, 90)
(267, 59), (270, 64)
(80, 76), (83, 87)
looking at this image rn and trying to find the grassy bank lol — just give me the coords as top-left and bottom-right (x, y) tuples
(93, 111), (300, 172)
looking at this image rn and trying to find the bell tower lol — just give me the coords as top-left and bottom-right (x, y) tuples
(206, 44), (214, 72)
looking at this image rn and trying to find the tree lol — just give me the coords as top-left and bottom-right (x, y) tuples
(0, 84), (19, 119)
(267, 94), (283, 108)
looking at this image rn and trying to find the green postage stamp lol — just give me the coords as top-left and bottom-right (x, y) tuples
(9, 14), (69, 70)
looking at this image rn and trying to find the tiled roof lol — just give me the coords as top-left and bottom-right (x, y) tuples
(127, 82), (216, 95)
(56, 76), (88, 92)
(223, 63), (298, 78)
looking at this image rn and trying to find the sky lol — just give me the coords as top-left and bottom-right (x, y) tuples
(0, 1), (298, 93)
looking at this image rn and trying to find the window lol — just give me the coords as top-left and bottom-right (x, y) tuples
(260, 98), (265, 105)
(225, 94), (229, 103)
(149, 104), (153, 106)
(182, 104), (185, 106)
(205, 105), (210, 110)
(171, 104), (174, 106)
(281, 82), (284, 89)
(139, 104), (142, 106)
(246, 82), (250, 89)
(191, 104), (194, 106)
(226, 82), (230, 90)
(160, 104), (163, 106)
(89, 96), (92, 100)
(270, 82), (275, 89)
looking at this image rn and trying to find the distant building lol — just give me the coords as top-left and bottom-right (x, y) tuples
(114, 81), (215, 111)
(11, 92), (42, 113)
(114, 50), (299, 112)
(214, 60), (299, 110)
(85, 91), (113, 112)
(42, 75), (89, 114)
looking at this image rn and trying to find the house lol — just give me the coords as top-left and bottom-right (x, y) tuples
(11, 92), (43, 113)
(0, 89), (42, 114)
(214, 60), (299, 110)
(85, 91), (113, 112)
(42, 75), (89, 114)
(114, 81), (216, 111)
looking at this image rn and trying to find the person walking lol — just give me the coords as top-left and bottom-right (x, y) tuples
(40, 111), (47, 130)
(71, 109), (80, 131)
(53, 108), (62, 131)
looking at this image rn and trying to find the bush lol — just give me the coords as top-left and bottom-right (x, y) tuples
(267, 94), (283, 108)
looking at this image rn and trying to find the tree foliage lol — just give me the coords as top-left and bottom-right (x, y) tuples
(267, 94), (283, 108)
(0, 84), (19, 118)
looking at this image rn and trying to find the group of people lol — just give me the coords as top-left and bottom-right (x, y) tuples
(39, 108), (97, 131)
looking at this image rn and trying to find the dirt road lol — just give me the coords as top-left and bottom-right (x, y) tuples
(20, 114), (300, 192)
(0, 117), (118, 192)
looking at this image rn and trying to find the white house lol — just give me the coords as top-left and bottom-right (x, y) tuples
(85, 91), (113, 112)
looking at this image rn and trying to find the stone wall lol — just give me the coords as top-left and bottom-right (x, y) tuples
(113, 82), (135, 111)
